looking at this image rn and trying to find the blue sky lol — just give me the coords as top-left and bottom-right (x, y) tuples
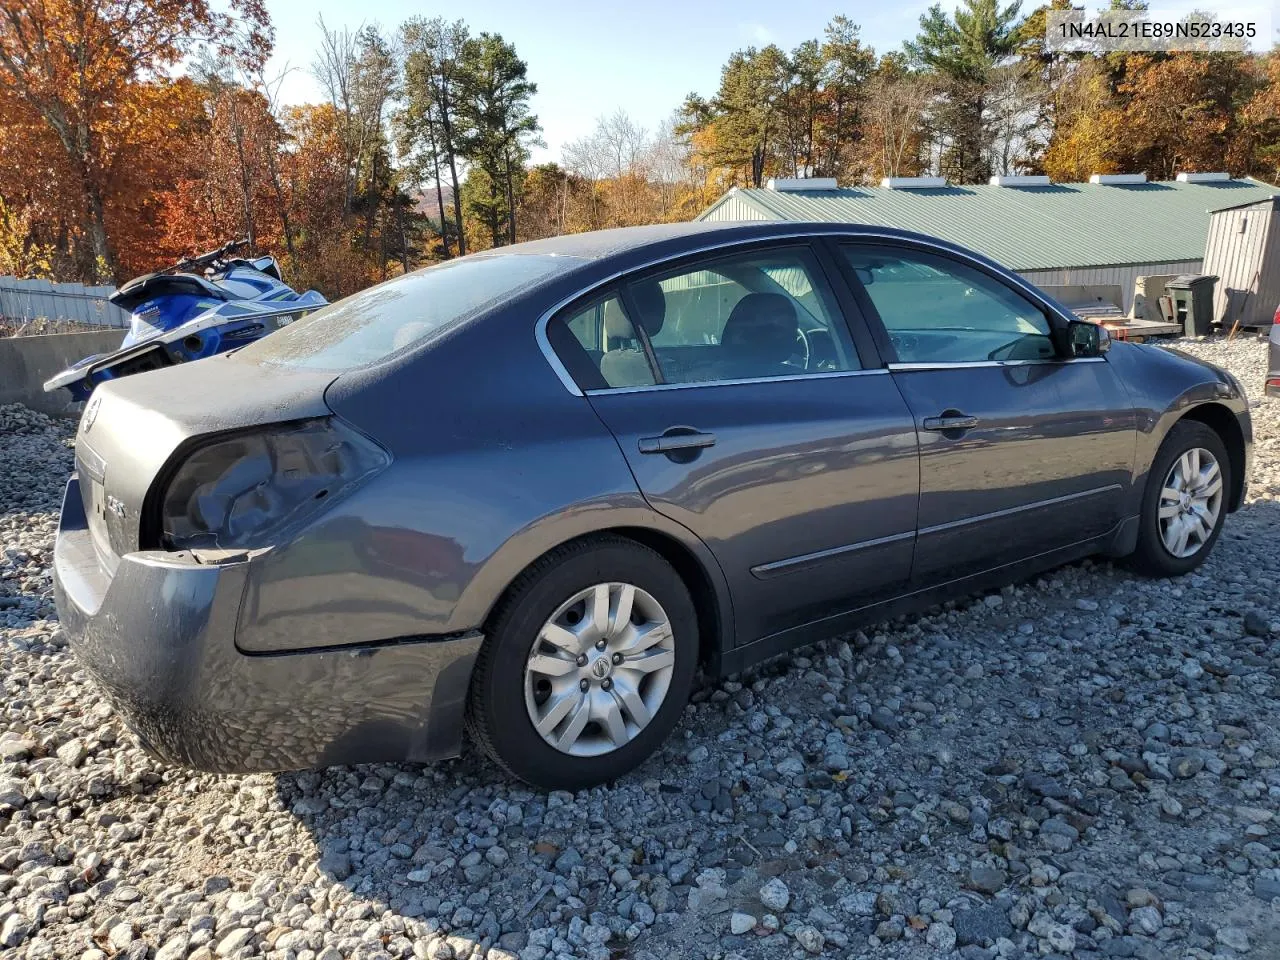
(267, 0), (930, 160)
(266, 1), (1279, 162)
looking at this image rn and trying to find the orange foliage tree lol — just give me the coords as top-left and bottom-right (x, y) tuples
(0, 0), (270, 282)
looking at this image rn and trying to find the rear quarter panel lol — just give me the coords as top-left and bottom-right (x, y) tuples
(234, 293), (734, 653)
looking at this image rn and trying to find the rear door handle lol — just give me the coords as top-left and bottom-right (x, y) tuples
(922, 413), (978, 432)
(638, 429), (717, 454)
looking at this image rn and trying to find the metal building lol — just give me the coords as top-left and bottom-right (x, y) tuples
(698, 174), (1279, 313)
(1202, 196), (1280, 331)
(0, 276), (128, 328)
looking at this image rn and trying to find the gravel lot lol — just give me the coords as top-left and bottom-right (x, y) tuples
(3, 336), (1280, 960)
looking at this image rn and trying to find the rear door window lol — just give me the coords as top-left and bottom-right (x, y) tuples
(626, 247), (860, 385)
(554, 294), (658, 389)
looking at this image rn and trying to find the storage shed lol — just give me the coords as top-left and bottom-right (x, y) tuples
(698, 175), (1280, 313)
(1202, 196), (1280, 331)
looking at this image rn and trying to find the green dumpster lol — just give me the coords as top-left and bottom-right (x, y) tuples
(1164, 274), (1218, 337)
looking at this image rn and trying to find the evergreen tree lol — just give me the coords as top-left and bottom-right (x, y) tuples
(907, 0), (1024, 182)
(457, 33), (541, 246)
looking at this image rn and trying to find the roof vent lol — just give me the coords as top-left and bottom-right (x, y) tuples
(880, 176), (947, 189)
(989, 175), (1051, 187)
(1089, 173), (1147, 185)
(765, 177), (839, 192)
(1176, 171), (1230, 183)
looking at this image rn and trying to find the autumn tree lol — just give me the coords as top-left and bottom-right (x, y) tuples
(860, 55), (931, 179)
(1242, 50), (1280, 181)
(0, 0), (270, 281)
(0, 197), (52, 277)
(1121, 54), (1263, 180)
(516, 163), (576, 240)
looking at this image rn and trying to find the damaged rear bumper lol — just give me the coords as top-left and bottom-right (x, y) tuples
(52, 476), (482, 773)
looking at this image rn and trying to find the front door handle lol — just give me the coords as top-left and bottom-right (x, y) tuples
(922, 413), (978, 432)
(638, 428), (717, 455)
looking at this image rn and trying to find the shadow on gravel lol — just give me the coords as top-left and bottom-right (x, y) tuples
(264, 495), (1280, 958)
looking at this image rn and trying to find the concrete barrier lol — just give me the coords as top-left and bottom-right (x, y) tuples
(0, 331), (126, 417)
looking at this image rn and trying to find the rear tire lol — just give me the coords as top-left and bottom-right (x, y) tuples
(1126, 419), (1229, 577)
(466, 536), (698, 790)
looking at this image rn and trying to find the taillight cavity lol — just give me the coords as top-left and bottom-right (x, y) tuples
(157, 418), (388, 551)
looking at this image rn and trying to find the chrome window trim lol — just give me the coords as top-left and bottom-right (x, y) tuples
(887, 357), (1108, 372)
(583, 368), (889, 396)
(533, 228), (1077, 397)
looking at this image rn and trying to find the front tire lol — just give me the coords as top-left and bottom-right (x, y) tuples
(1127, 419), (1229, 576)
(466, 536), (698, 790)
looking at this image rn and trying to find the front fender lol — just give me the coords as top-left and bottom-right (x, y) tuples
(1106, 341), (1251, 515)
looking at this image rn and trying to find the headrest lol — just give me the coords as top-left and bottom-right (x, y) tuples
(720, 293), (797, 358)
(603, 300), (637, 340)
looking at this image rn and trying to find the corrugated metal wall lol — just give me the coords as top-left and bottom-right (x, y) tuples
(0, 277), (129, 327)
(1203, 203), (1280, 329)
(1017, 262), (1201, 313)
(700, 194), (771, 222)
(700, 192), (1211, 315)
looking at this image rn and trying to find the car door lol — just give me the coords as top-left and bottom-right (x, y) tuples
(836, 240), (1137, 585)
(545, 242), (920, 645)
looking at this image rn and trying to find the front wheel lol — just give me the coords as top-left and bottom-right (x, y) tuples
(466, 537), (698, 790)
(1127, 420), (1230, 576)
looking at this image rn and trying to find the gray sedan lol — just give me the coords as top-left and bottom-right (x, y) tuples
(53, 222), (1251, 789)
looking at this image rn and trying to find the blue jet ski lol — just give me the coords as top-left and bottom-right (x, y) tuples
(45, 239), (327, 401)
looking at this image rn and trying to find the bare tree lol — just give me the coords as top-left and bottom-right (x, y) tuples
(251, 62), (298, 257)
(563, 109), (656, 227)
(865, 70), (931, 180)
(645, 113), (691, 216)
(984, 61), (1045, 176)
(312, 17), (359, 214)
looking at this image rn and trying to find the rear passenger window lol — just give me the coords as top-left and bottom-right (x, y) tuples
(551, 295), (657, 389)
(626, 248), (859, 385)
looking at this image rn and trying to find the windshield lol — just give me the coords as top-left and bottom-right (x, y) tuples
(235, 253), (578, 370)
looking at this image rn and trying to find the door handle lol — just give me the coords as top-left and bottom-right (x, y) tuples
(638, 429), (717, 454)
(922, 413), (978, 432)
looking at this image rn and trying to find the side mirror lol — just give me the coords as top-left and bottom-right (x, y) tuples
(1066, 319), (1110, 358)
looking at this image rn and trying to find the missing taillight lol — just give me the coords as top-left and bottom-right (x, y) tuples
(156, 418), (388, 551)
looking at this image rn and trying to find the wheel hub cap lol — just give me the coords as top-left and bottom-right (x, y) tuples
(1158, 446), (1224, 559)
(523, 582), (676, 758)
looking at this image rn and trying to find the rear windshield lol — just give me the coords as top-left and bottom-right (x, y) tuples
(234, 253), (577, 370)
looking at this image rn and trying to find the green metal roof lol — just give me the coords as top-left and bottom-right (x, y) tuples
(697, 178), (1280, 271)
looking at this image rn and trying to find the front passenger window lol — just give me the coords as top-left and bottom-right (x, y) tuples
(841, 246), (1056, 364)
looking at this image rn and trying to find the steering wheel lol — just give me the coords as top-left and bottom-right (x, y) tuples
(788, 328), (811, 370)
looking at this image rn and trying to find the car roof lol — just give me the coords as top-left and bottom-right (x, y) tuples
(473, 220), (945, 263)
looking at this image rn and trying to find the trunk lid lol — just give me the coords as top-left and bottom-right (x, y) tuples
(74, 352), (336, 571)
